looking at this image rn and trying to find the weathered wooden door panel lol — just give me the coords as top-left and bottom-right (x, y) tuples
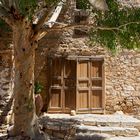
(49, 58), (76, 113)
(64, 60), (76, 111)
(52, 78), (61, 87)
(50, 89), (62, 108)
(90, 90), (102, 108)
(77, 61), (89, 78)
(78, 90), (89, 109)
(77, 61), (90, 112)
(92, 80), (102, 88)
(91, 61), (102, 77)
(77, 59), (104, 113)
(90, 60), (103, 110)
(79, 80), (89, 88)
(64, 60), (76, 78)
(65, 88), (76, 109)
(52, 58), (62, 76)
(49, 58), (63, 112)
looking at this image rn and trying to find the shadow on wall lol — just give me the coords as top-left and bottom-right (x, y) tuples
(0, 49), (14, 130)
(0, 96), (13, 127)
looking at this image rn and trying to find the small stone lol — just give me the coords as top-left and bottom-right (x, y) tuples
(123, 85), (135, 91)
(53, 132), (65, 138)
(126, 101), (133, 107)
(135, 58), (140, 65)
(47, 123), (60, 131)
(114, 106), (122, 111)
(70, 110), (76, 116)
(114, 111), (124, 115)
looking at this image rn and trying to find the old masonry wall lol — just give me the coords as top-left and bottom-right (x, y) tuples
(0, 25), (13, 134)
(36, 0), (140, 115)
(0, 49), (13, 134)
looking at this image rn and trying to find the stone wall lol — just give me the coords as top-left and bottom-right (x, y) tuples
(0, 49), (13, 133)
(38, 38), (140, 115)
(36, 0), (140, 115)
(105, 51), (140, 114)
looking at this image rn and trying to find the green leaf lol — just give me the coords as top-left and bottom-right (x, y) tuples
(90, 0), (140, 51)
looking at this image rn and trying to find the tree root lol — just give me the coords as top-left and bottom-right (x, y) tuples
(7, 123), (50, 140)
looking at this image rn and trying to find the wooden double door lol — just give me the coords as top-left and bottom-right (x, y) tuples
(48, 57), (104, 114)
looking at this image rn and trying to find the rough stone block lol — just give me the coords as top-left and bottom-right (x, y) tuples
(47, 122), (60, 131)
(53, 131), (65, 139)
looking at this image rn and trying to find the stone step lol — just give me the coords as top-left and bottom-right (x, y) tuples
(0, 130), (7, 134)
(79, 115), (140, 129)
(76, 125), (139, 137)
(0, 125), (7, 135)
(43, 114), (140, 130)
(0, 133), (7, 140)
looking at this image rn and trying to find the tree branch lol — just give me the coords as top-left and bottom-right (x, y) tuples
(40, 21), (140, 32)
(0, 0), (10, 11)
(44, 0), (65, 28)
(0, 5), (14, 27)
(10, 0), (20, 12)
(33, 6), (56, 33)
(118, 21), (140, 28)
(32, 0), (66, 41)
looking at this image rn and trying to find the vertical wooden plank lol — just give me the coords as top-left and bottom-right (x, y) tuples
(90, 60), (104, 111)
(64, 60), (76, 111)
(78, 90), (88, 109)
(88, 61), (90, 113)
(65, 88), (76, 109)
(102, 60), (105, 113)
(47, 58), (52, 110)
(76, 58), (79, 112)
(91, 61), (102, 78)
(50, 89), (61, 107)
(77, 60), (89, 112)
(90, 90), (102, 108)
(61, 58), (64, 112)
(48, 58), (63, 112)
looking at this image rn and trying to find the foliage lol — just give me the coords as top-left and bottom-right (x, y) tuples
(0, 19), (11, 32)
(20, 0), (61, 15)
(34, 81), (43, 94)
(18, 0), (37, 17)
(76, 0), (90, 9)
(0, 20), (12, 48)
(90, 0), (140, 51)
(0, 0), (140, 51)
(45, 0), (60, 6)
(10, 0), (60, 20)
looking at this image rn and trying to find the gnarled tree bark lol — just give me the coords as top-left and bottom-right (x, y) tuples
(8, 21), (47, 140)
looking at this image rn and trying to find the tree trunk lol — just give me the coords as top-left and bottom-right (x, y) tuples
(8, 21), (47, 140)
